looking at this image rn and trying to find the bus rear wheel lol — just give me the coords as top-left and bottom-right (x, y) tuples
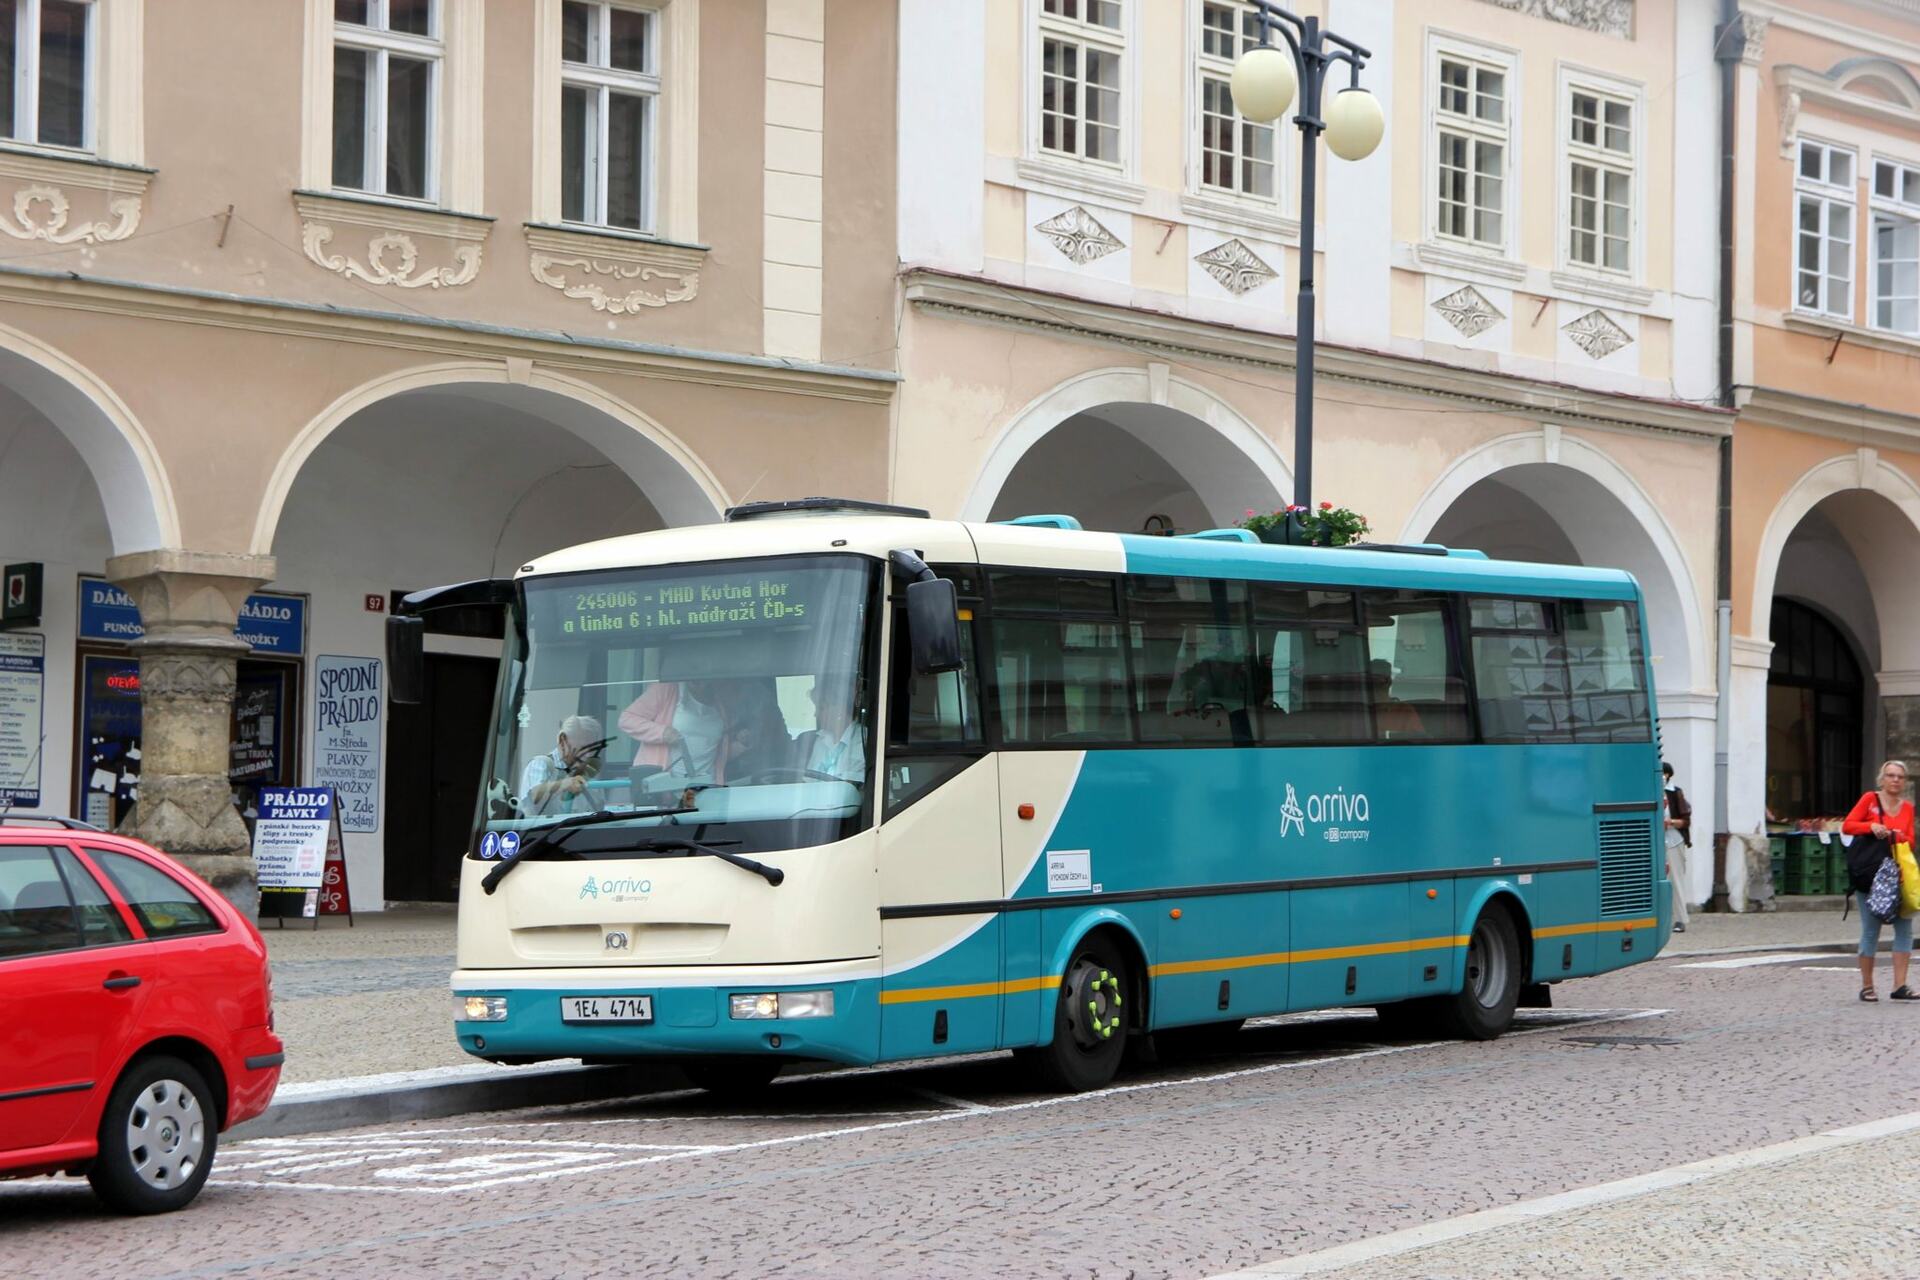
(1438, 905), (1522, 1041)
(1021, 936), (1130, 1092)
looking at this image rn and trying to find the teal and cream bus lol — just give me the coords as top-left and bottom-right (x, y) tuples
(395, 498), (1668, 1093)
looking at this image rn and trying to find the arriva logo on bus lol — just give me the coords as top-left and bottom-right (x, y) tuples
(1280, 783), (1372, 844)
(580, 874), (653, 902)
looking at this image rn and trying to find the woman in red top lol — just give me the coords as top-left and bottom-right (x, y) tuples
(1841, 760), (1915, 1001)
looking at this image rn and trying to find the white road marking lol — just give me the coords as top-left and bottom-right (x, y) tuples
(1207, 1109), (1920, 1277)
(905, 1087), (994, 1114)
(1798, 965), (1864, 972)
(1673, 952), (1836, 969)
(212, 1008), (1666, 1196)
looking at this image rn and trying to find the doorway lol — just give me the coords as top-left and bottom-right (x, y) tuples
(1766, 598), (1864, 819)
(384, 653), (498, 902)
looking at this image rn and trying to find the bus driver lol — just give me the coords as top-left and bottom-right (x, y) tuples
(798, 675), (866, 783)
(519, 714), (606, 814)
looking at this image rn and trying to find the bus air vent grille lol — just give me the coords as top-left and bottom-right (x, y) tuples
(1597, 818), (1655, 916)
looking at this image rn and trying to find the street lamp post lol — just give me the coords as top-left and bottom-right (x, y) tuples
(1229, 6), (1383, 516)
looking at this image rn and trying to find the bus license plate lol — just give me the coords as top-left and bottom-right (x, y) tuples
(560, 995), (653, 1024)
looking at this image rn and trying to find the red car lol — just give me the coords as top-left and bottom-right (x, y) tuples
(0, 818), (283, 1213)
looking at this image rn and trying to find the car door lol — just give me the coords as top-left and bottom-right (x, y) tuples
(0, 844), (143, 1153)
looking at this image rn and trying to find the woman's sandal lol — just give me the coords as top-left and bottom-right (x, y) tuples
(1861, 987), (1879, 1002)
(1891, 986), (1920, 1001)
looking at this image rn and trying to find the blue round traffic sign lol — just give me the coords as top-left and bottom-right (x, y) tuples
(501, 830), (522, 860)
(478, 831), (501, 860)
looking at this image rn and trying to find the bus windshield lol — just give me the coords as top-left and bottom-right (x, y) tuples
(476, 554), (879, 857)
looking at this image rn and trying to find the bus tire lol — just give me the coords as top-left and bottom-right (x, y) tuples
(1438, 905), (1522, 1041)
(1024, 935), (1131, 1092)
(681, 1056), (782, 1097)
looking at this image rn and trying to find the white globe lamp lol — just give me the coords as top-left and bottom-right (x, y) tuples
(1230, 45), (1297, 124)
(1323, 87), (1385, 161)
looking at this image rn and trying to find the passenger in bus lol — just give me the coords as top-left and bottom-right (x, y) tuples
(797, 675), (867, 782)
(519, 714), (606, 814)
(721, 678), (793, 777)
(1369, 660), (1425, 738)
(619, 680), (731, 782)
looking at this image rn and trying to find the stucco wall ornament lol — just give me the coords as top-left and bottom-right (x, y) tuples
(528, 252), (699, 312)
(1433, 285), (1505, 338)
(1475, 0), (1632, 38)
(1195, 238), (1277, 295)
(1036, 206), (1125, 265)
(302, 224), (482, 288)
(1563, 309), (1633, 360)
(0, 183), (140, 244)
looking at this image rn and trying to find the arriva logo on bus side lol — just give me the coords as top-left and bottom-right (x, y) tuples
(1280, 783), (1372, 843)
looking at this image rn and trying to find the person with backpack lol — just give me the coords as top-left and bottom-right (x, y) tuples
(1841, 759), (1915, 1002)
(1662, 762), (1692, 932)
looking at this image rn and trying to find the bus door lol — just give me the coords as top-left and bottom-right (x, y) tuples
(877, 604), (1002, 1059)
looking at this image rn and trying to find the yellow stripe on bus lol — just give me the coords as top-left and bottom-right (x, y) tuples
(1534, 917), (1659, 938)
(878, 917), (1656, 1004)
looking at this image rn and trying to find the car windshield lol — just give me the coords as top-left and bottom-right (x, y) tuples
(477, 555), (879, 857)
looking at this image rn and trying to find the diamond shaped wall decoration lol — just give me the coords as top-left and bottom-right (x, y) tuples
(1432, 285), (1505, 338)
(1035, 206), (1124, 266)
(1562, 309), (1633, 360)
(1194, 238), (1277, 296)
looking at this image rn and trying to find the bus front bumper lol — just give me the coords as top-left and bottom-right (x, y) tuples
(450, 966), (883, 1066)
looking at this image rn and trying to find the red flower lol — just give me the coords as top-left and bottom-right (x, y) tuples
(1286, 503), (1306, 513)
(1320, 501), (1334, 510)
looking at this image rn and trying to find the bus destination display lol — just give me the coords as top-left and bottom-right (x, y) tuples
(560, 572), (810, 636)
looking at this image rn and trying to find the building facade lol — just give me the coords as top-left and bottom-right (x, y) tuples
(6, 0), (1892, 915)
(895, 0), (1728, 905)
(1725, 0), (1920, 902)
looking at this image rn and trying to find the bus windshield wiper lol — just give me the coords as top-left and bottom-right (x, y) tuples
(627, 837), (786, 887)
(480, 805), (697, 895)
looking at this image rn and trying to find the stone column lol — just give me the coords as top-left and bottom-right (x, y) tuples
(106, 549), (276, 915)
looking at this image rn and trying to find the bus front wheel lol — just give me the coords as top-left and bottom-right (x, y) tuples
(1439, 905), (1522, 1040)
(1021, 936), (1131, 1092)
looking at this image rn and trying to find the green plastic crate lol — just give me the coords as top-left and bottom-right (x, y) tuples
(1829, 844), (1848, 885)
(1784, 866), (1830, 896)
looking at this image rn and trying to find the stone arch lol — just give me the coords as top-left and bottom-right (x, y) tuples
(1399, 429), (1706, 692)
(251, 361), (730, 554)
(1827, 56), (1920, 112)
(1751, 451), (1920, 678)
(0, 319), (176, 553)
(958, 366), (1292, 527)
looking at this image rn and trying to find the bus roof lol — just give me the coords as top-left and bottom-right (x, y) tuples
(523, 513), (1643, 601)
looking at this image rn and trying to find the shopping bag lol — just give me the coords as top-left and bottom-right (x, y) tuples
(1898, 842), (1920, 916)
(1868, 855), (1901, 920)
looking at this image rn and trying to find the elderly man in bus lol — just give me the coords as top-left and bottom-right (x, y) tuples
(520, 713), (607, 815)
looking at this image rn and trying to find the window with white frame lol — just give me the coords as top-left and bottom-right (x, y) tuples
(1566, 86), (1633, 273)
(333, 0), (440, 201)
(1196, 2), (1274, 199)
(1871, 158), (1920, 336)
(560, 1), (657, 232)
(1795, 139), (1855, 320)
(0, 0), (93, 151)
(1039, 0), (1122, 166)
(1434, 52), (1508, 248)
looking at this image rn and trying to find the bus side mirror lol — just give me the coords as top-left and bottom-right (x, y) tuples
(906, 577), (964, 675)
(387, 615), (426, 705)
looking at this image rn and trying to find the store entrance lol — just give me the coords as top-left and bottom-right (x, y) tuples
(1766, 598), (1865, 819)
(383, 653), (498, 903)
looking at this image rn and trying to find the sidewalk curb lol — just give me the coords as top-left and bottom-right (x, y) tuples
(1662, 940), (1856, 959)
(229, 1061), (683, 1140)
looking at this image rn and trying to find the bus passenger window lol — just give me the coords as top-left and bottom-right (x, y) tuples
(1362, 592), (1470, 741)
(1252, 586), (1368, 744)
(1469, 598), (1572, 742)
(990, 617), (1131, 745)
(1128, 576), (1255, 745)
(1562, 601), (1650, 741)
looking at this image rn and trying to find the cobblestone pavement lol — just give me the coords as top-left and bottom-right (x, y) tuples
(5, 941), (1919, 1279)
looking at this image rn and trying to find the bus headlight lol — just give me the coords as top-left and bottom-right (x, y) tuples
(729, 990), (834, 1019)
(456, 995), (508, 1022)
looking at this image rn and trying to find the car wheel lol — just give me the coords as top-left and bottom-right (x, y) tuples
(1020, 934), (1130, 1092)
(88, 1055), (218, 1215)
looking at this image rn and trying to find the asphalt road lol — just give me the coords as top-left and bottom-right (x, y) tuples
(5, 945), (1917, 1279)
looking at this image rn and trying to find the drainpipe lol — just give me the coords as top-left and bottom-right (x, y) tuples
(1709, 0), (1742, 912)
